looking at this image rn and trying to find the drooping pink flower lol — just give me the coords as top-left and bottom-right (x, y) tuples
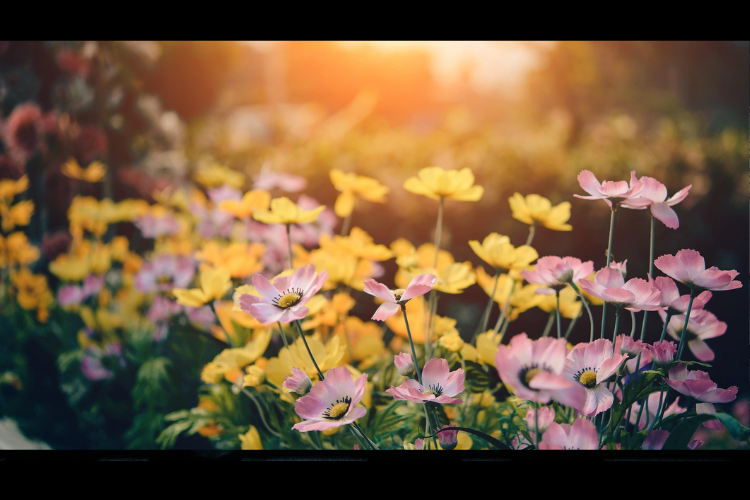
(240, 264), (328, 324)
(520, 256), (594, 295)
(386, 358), (464, 404)
(621, 175), (691, 229)
(577, 267), (662, 312)
(495, 333), (587, 408)
(363, 274), (437, 321)
(538, 418), (599, 450)
(135, 254), (195, 293)
(574, 170), (644, 208)
(654, 249), (742, 291)
(283, 367), (312, 396)
(525, 406), (556, 444)
(1, 102), (44, 164)
(666, 365), (738, 405)
(436, 425), (459, 450)
(563, 339), (627, 417)
(648, 340), (678, 368)
(658, 309), (726, 362)
(292, 366), (367, 432)
(394, 352), (415, 376)
(651, 276), (712, 313)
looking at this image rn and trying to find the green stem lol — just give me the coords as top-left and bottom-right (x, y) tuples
(611, 308), (621, 350)
(493, 280), (516, 334)
(534, 401), (540, 448)
(659, 312), (672, 342)
(425, 426), (511, 450)
(401, 304), (423, 385)
(477, 269), (500, 334)
(294, 320), (324, 380)
(564, 310), (581, 340)
(433, 197), (444, 269)
(525, 223), (536, 246)
(349, 424), (367, 449)
(555, 289), (562, 339)
(601, 205), (617, 339)
(541, 311), (555, 338)
(571, 282), (595, 343)
(285, 223), (294, 270)
(277, 321), (289, 350)
(649, 380), (667, 431)
(639, 215), (656, 341)
(341, 211), (352, 237)
(242, 388), (282, 438)
(676, 288), (696, 361)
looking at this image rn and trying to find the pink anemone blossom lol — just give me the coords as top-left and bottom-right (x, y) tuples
(614, 334), (647, 358)
(292, 366), (367, 432)
(525, 406), (555, 443)
(539, 418), (599, 450)
(574, 170), (644, 208)
(648, 340), (678, 368)
(577, 267), (662, 312)
(394, 352), (415, 376)
(56, 274), (105, 306)
(621, 175), (691, 229)
(386, 358), (464, 404)
(651, 276), (712, 313)
(240, 264), (328, 324)
(253, 166), (307, 193)
(363, 274), (437, 321)
(654, 249), (742, 291)
(625, 392), (686, 430)
(495, 333), (587, 408)
(135, 254), (195, 292)
(667, 365), (738, 431)
(283, 367), (313, 396)
(563, 339), (627, 417)
(520, 256), (594, 294)
(658, 309), (726, 362)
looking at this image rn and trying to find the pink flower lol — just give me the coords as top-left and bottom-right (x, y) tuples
(608, 259), (628, 279)
(207, 185), (242, 204)
(240, 264), (328, 324)
(520, 256), (594, 294)
(525, 406), (555, 443)
(666, 365), (737, 404)
(651, 276), (712, 312)
(642, 429), (670, 450)
(495, 333), (587, 408)
(577, 267), (662, 312)
(654, 249), (742, 291)
(539, 418), (599, 450)
(436, 425), (459, 450)
(563, 339), (627, 417)
(394, 352), (415, 376)
(614, 334), (647, 358)
(621, 175), (691, 229)
(253, 166), (307, 193)
(363, 274), (437, 321)
(648, 340), (677, 368)
(292, 366), (367, 432)
(658, 309), (726, 362)
(1, 102), (44, 164)
(283, 367), (312, 396)
(386, 358), (464, 404)
(135, 213), (181, 238)
(82, 274), (104, 297)
(58, 285), (84, 307)
(626, 392), (686, 430)
(574, 170), (644, 208)
(81, 355), (114, 381)
(135, 254), (195, 293)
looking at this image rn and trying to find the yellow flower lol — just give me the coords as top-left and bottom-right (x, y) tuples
(173, 267), (232, 307)
(242, 365), (266, 388)
(476, 331), (501, 367)
(253, 197), (325, 225)
(509, 193), (572, 231)
(330, 227), (393, 261)
(62, 158), (107, 182)
(239, 426), (263, 450)
(219, 190), (271, 219)
(10, 268), (53, 319)
(329, 169), (389, 217)
(536, 286), (582, 319)
(213, 299), (265, 341)
(433, 316), (459, 338)
(403, 166), (483, 202)
(196, 242), (265, 279)
(200, 330), (272, 384)
(49, 254), (91, 282)
(579, 272), (604, 306)
(333, 316), (385, 367)
(469, 233), (538, 270)
(1, 200), (34, 232)
(194, 163), (245, 189)
(264, 335), (346, 385)
(385, 295), (427, 344)
(302, 292), (356, 330)
(438, 332), (464, 352)
(0, 175), (28, 201)
(0, 232), (39, 268)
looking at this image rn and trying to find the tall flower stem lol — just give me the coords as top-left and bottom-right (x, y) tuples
(571, 282), (595, 343)
(639, 215), (656, 341)
(541, 312), (555, 338)
(493, 280), (516, 334)
(611, 308), (621, 350)
(675, 287), (696, 361)
(525, 223), (536, 246)
(555, 289), (562, 338)
(564, 310), (581, 340)
(659, 312), (673, 342)
(648, 380), (667, 431)
(477, 269), (500, 335)
(433, 197), (444, 268)
(276, 321), (289, 350)
(601, 205), (617, 339)
(401, 304), (423, 385)
(340, 212), (352, 237)
(533, 401), (540, 448)
(285, 223), (294, 270)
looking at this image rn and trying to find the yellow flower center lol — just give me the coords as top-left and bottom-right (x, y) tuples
(392, 288), (406, 301)
(277, 292), (302, 308)
(578, 370), (598, 388)
(323, 396), (352, 420)
(524, 368), (541, 385)
(157, 275), (173, 284)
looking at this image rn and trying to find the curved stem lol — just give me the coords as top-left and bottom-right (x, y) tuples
(401, 304), (423, 385)
(525, 223), (536, 247)
(611, 308), (621, 353)
(639, 215), (656, 341)
(209, 301), (233, 348)
(571, 282), (595, 343)
(242, 388), (282, 438)
(541, 311), (555, 338)
(659, 312), (673, 342)
(477, 269), (500, 334)
(493, 280), (516, 334)
(424, 426), (511, 451)
(629, 310), (637, 338)
(564, 310), (581, 340)
(294, 320), (324, 380)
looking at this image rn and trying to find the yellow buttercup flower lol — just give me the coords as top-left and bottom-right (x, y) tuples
(239, 426), (263, 450)
(536, 286), (582, 319)
(0, 232), (39, 268)
(253, 197), (325, 225)
(62, 158), (107, 182)
(302, 292), (356, 331)
(1, 200), (34, 232)
(196, 242), (265, 279)
(476, 331), (501, 367)
(0, 176), (28, 201)
(200, 329), (272, 384)
(242, 364), (266, 388)
(403, 166), (483, 202)
(330, 227), (393, 262)
(469, 233), (538, 270)
(438, 332), (465, 352)
(49, 254), (91, 282)
(509, 193), (572, 231)
(219, 190), (271, 219)
(194, 163), (245, 189)
(329, 168), (389, 218)
(264, 335), (345, 385)
(173, 267), (232, 307)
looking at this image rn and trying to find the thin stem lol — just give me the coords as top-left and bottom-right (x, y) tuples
(571, 282), (595, 343)
(611, 308), (621, 353)
(564, 310), (581, 340)
(534, 401), (540, 448)
(525, 223), (536, 247)
(601, 205), (617, 339)
(629, 310), (636, 338)
(648, 380), (667, 431)
(401, 304), (423, 385)
(555, 289), (562, 338)
(277, 321), (289, 350)
(498, 315), (511, 343)
(242, 388), (282, 438)
(478, 269), (500, 334)
(285, 223), (294, 270)
(349, 425), (367, 449)
(541, 311), (555, 338)
(433, 197), (444, 269)
(294, 320), (324, 380)
(493, 280), (516, 333)
(351, 421), (379, 450)
(676, 288), (696, 361)
(659, 312), (672, 342)
(341, 212), (352, 237)
(639, 215), (656, 341)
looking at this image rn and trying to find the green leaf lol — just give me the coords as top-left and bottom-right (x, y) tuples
(713, 411), (750, 442)
(662, 415), (716, 450)
(679, 360), (713, 369)
(463, 360), (491, 393)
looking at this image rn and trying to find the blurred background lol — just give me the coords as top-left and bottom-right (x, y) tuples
(0, 41), (747, 449)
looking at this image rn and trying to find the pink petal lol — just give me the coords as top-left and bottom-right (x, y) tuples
(596, 267), (625, 289)
(654, 254), (691, 284)
(687, 340), (715, 362)
(363, 279), (396, 303)
(577, 170), (602, 196)
(294, 395), (328, 420)
(651, 203), (680, 229)
(290, 264), (316, 293)
(676, 249), (706, 281)
(401, 273), (437, 302)
(570, 418), (599, 450)
(252, 274), (280, 303)
(700, 386), (738, 404)
(372, 302), (400, 321)
(422, 358), (450, 389)
(599, 180), (630, 197)
(665, 185), (691, 206)
(600, 287), (636, 304)
(249, 302), (287, 324)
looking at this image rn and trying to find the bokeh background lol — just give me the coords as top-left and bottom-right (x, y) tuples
(1, 41), (747, 449)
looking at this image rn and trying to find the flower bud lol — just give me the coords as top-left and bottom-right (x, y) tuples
(649, 340), (677, 368)
(394, 352), (415, 377)
(437, 426), (459, 451)
(282, 367), (312, 396)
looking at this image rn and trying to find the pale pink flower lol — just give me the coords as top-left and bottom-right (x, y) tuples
(525, 406), (555, 443)
(363, 274), (437, 321)
(654, 249), (742, 291)
(57, 285), (84, 307)
(651, 276), (712, 313)
(394, 352), (415, 376)
(135, 213), (181, 238)
(207, 185), (242, 204)
(240, 264), (328, 324)
(292, 366), (367, 432)
(574, 170), (644, 208)
(614, 334), (647, 358)
(608, 259), (627, 279)
(82, 274), (104, 297)
(658, 309), (726, 362)
(283, 367), (312, 396)
(81, 355), (114, 381)
(538, 418), (599, 450)
(192, 201), (234, 240)
(626, 392), (686, 430)
(294, 195), (337, 247)
(621, 175), (691, 229)
(648, 340), (677, 368)
(414, 438), (425, 450)
(495, 333), (587, 408)
(386, 358), (464, 404)
(185, 305), (215, 327)
(253, 167), (307, 193)
(666, 365), (738, 405)
(577, 267), (662, 312)
(563, 339), (627, 417)
(135, 254), (195, 293)
(520, 256), (594, 295)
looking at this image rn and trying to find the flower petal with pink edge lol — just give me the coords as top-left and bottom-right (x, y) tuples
(600, 287), (636, 304)
(249, 303), (288, 324)
(570, 418), (599, 450)
(651, 203), (680, 229)
(577, 170), (602, 196)
(654, 253), (692, 284)
(599, 180), (630, 197)
(372, 302), (400, 321)
(666, 184), (691, 206)
(421, 358), (450, 389)
(294, 395), (329, 420)
(400, 273), (437, 302)
(687, 339), (715, 362)
(290, 264), (316, 294)
(700, 386), (738, 404)
(252, 273), (280, 303)
(696, 402), (723, 430)
(596, 267), (626, 289)
(363, 279), (396, 303)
